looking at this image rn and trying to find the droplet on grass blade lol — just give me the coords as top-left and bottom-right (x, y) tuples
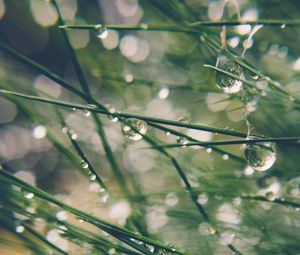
(80, 160), (89, 169)
(244, 142), (276, 171)
(215, 55), (244, 94)
(105, 104), (118, 122)
(121, 118), (147, 141)
(95, 24), (108, 39)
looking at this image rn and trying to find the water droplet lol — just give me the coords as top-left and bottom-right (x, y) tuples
(222, 154), (229, 160)
(158, 87), (170, 99)
(16, 225), (25, 233)
(121, 118), (147, 141)
(216, 56), (244, 94)
(80, 160), (89, 169)
(266, 191), (276, 201)
(144, 244), (155, 252)
(105, 104), (118, 122)
(89, 173), (96, 181)
(198, 222), (216, 235)
(62, 127), (68, 133)
(69, 130), (78, 140)
(244, 142), (276, 171)
(165, 192), (179, 207)
(165, 131), (171, 136)
(197, 193), (208, 205)
(280, 23), (286, 29)
(177, 137), (188, 147)
(206, 147), (212, 153)
(252, 74), (259, 80)
(95, 24), (108, 39)
(83, 109), (91, 117)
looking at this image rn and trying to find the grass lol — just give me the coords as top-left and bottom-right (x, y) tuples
(0, 0), (300, 254)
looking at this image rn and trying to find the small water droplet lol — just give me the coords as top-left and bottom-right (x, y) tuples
(72, 107), (76, 111)
(177, 137), (188, 147)
(244, 142), (276, 171)
(198, 222), (216, 235)
(222, 154), (229, 160)
(80, 160), (89, 169)
(69, 130), (78, 140)
(105, 104), (118, 122)
(165, 131), (171, 136)
(83, 109), (91, 117)
(144, 244), (155, 253)
(16, 225), (25, 233)
(89, 173), (96, 181)
(266, 191), (276, 201)
(252, 74), (259, 80)
(121, 118), (147, 141)
(280, 23), (286, 29)
(95, 24), (108, 39)
(197, 193), (208, 205)
(260, 90), (268, 96)
(56, 211), (68, 221)
(206, 147), (212, 153)
(216, 56), (244, 94)
(158, 87), (170, 99)
(62, 127), (68, 133)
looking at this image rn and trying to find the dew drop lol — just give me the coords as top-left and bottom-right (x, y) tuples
(62, 127), (68, 133)
(206, 147), (212, 153)
(222, 154), (229, 160)
(165, 131), (171, 136)
(198, 222), (216, 235)
(95, 24), (108, 39)
(244, 142), (276, 171)
(280, 23), (286, 29)
(121, 118), (147, 141)
(145, 244), (155, 253)
(197, 193), (208, 205)
(69, 130), (78, 140)
(266, 191), (276, 201)
(89, 173), (96, 181)
(80, 160), (89, 169)
(105, 104), (118, 122)
(216, 56), (244, 94)
(83, 109), (91, 117)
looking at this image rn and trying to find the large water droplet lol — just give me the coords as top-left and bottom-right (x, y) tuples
(121, 118), (147, 141)
(216, 56), (244, 94)
(244, 142), (276, 171)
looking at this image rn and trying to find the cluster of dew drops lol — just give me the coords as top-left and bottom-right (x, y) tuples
(216, 54), (277, 172)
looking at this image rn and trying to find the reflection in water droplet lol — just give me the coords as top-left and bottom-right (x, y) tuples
(244, 142), (276, 171)
(198, 222), (216, 235)
(216, 56), (244, 94)
(95, 24), (108, 39)
(108, 248), (116, 255)
(80, 160), (89, 169)
(289, 96), (295, 102)
(121, 118), (147, 141)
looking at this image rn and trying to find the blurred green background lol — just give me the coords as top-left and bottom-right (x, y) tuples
(0, 0), (300, 254)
